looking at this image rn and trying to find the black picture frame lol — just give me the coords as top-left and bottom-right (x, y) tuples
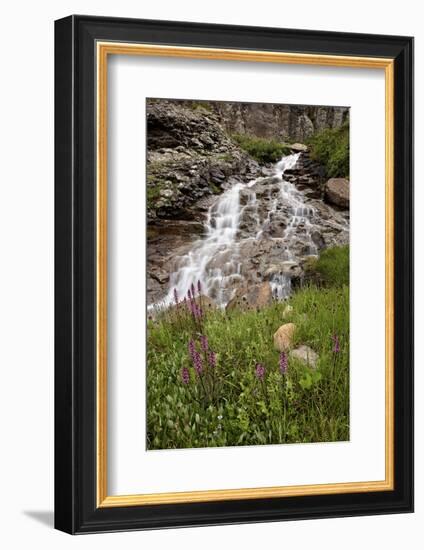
(55, 15), (414, 534)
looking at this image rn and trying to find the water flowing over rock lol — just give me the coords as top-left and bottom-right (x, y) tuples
(148, 150), (349, 309)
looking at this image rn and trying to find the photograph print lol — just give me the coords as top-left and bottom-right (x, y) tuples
(146, 98), (350, 451)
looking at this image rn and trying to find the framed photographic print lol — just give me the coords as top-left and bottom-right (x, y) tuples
(54, 15), (414, 534)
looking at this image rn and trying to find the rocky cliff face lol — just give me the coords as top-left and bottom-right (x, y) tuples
(146, 100), (262, 222)
(210, 102), (349, 143)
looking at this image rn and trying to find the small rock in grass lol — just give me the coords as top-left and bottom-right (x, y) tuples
(290, 345), (319, 369)
(273, 323), (296, 351)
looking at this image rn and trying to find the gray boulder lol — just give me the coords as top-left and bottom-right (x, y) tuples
(324, 178), (349, 209)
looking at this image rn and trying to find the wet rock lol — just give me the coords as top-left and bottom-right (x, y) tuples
(304, 188), (322, 200)
(226, 282), (272, 312)
(325, 178), (349, 209)
(311, 230), (326, 250)
(273, 323), (296, 351)
(149, 266), (169, 285)
(290, 345), (319, 369)
(264, 261), (303, 281)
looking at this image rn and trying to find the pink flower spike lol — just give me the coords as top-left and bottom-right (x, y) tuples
(255, 363), (265, 381)
(208, 351), (216, 368)
(193, 351), (203, 375)
(181, 367), (190, 385)
(332, 334), (340, 353)
(188, 339), (196, 360)
(200, 335), (208, 352)
(279, 352), (288, 374)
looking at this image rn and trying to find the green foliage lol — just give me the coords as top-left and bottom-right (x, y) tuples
(315, 245), (349, 287)
(232, 133), (291, 164)
(189, 101), (213, 112)
(307, 122), (349, 178)
(147, 271), (349, 450)
(146, 185), (162, 211)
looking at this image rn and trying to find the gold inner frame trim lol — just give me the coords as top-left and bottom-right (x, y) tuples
(96, 42), (395, 508)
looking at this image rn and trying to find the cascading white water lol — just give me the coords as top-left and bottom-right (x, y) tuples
(267, 154), (319, 299)
(157, 152), (327, 309)
(165, 182), (245, 307)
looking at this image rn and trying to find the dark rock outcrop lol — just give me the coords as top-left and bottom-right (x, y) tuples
(146, 100), (261, 222)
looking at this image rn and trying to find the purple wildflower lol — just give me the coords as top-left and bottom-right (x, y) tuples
(255, 363), (265, 381)
(332, 334), (340, 353)
(187, 288), (192, 301)
(173, 288), (179, 306)
(197, 280), (202, 295)
(192, 351), (203, 375)
(181, 367), (190, 385)
(189, 301), (202, 320)
(279, 352), (288, 375)
(190, 282), (196, 299)
(208, 351), (216, 368)
(188, 339), (196, 360)
(200, 335), (208, 352)
(189, 299), (199, 320)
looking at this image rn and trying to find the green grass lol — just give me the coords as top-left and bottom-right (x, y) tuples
(307, 122), (349, 178)
(232, 133), (291, 164)
(304, 245), (349, 287)
(146, 247), (349, 450)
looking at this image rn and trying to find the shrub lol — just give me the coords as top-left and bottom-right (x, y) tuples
(232, 133), (291, 164)
(307, 122), (349, 178)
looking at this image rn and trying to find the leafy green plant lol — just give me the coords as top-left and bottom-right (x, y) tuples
(307, 122), (349, 178)
(232, 133), (291, 164)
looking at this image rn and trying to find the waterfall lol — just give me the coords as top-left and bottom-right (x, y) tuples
(165, 182), (245, 307)
(156, 152), (323, 310)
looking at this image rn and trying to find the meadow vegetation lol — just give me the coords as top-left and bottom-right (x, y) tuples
(231, 134), (291, 164)
(146, 246), (350, 450)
